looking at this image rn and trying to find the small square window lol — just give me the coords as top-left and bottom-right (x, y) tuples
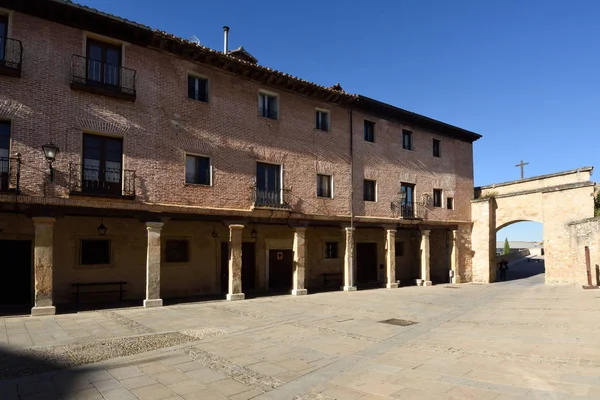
(80, 239), (110, 265)
(259, 92), (278, 119)
(433, 189), (443, 208)
(185, 155), (211, 185)
(395, 241), (405, 257)
(187, 75), (208, 102)
(364, 180), (376, 202)
(433, 139), (441, 157)
(317, 174), (332, 198)
(165, 240), (190, 263)
(364, 120), (375, 142)
(316, 110), (329, 131)
(447, 197), (454, 210)
(402, 129), (413, 150)
(325, 242), (339, 259)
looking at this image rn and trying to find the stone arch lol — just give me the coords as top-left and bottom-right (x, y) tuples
(471, 167), (595, 284)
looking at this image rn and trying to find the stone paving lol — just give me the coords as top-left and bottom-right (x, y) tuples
(1, 257), (600, 399)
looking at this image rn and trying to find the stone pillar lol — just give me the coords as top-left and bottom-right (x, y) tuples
(144, 222), (164, 308)
(227, 224), (245, 301)
(386, 229), (398, 288)
(31, 217), (56, 316)
(450, 230), (459, 284)
(292, 227), (307, 295)
(343, 227), (357, 291)
(420, 229), (432, 286)
(471, 198), (496, 283)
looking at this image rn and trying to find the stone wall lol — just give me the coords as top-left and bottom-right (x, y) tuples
(478, 168), (592, 197)
(567, 218), (600, 286)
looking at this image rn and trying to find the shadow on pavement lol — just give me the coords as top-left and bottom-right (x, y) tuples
(502, 257), (545, 282)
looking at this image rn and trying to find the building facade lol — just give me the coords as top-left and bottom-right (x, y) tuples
(0, 0), (480, 315)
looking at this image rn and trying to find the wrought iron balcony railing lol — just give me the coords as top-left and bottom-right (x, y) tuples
(0, 37), (23, 77)
(70, 54), (137, 101)
(391, 201), (427, 220)
(0, 155), (21, 193)
(68, 163), (136, 198)
(252, 186), (291, 209)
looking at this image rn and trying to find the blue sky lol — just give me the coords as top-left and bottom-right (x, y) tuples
(78, 0), (599, 241)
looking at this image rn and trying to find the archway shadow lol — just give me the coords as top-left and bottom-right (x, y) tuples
(503, 257), (545, 282)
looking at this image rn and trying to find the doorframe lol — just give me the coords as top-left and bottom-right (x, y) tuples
(265, 238), (293, 290)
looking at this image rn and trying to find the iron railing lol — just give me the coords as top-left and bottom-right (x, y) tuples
(70, 54), (136, 100)
(0, 37), (23, 77)
(0, 155), (21, 193)
(252, 186), (291, 209)
(68, 163), (136, 197)
(397, 202), (427, 219)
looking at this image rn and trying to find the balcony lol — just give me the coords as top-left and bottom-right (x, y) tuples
(391, 202), (426, 220)
(0, 155), (21, 193)
(0, 37), (23, 77)
(70, 54), (136, 101)
(68, 163), (136, 199)
(252, 186), (291, 209)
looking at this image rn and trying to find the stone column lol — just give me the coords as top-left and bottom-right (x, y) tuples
(31, 217), (56, 316)
(144, 222), (164, 308)
(471, 198), (496, 283)
(450, 230), (459, 284)
(343, 227), (357, 291)
(292, 227), (307, 295)
(420, 229), (432, 286)
(386, 229), (398, 288)
(227, 224), (245, 301)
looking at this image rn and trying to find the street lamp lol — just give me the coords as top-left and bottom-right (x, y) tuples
(41, 143), (59, 182)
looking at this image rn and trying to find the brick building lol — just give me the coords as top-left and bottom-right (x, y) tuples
(0, 0), (480, 316)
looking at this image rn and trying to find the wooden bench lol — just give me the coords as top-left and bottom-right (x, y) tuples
(321, 272), (343, 287)
(72, 281), (127, 305)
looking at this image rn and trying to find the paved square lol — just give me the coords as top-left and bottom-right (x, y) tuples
(1, 260), (600, 399)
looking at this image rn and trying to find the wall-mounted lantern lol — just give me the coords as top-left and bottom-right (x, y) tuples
(41, 143), (59, 182)
(97, 218), (107, 236)
(251, 228), (257, 239)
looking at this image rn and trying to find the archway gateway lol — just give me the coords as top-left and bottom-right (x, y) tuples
(471, 167), (595, 284)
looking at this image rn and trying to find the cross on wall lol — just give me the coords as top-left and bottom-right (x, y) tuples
(515, 160), (529, 179)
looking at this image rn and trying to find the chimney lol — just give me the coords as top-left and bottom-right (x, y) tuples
(223, 26), (229, 54)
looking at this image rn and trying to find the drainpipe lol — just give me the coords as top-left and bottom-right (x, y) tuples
(223, 26), (229, 54)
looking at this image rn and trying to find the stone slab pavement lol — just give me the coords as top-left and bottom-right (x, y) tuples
(1, 258), (600, 399)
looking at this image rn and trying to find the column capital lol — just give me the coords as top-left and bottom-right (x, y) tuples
(421, 229), (431, 236)
(32, 217), (56, 226)
(145, 221), (164, 231)
(342, 226), (355, 232)
(229, 224), (245, 230)
(294, 226), (307, 233)
(386, 229), (397, 234)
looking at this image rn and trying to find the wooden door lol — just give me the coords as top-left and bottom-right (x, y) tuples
(268, 249), (293, 291)
(356, 243), (378, 284)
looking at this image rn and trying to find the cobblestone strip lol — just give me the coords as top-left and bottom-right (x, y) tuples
(101, 310), (155, 334)
(293, 392), (333, 400)
(183, 346), (283, 392)
(208, 305), (270, 319)
(291, 299), (381, 315)
(286, 322), (380, 343)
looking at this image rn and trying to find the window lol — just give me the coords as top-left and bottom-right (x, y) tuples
(325, 242), (339, 259)
(363, 180), (376, 202)
(395, 242), (405, 257)
(402, 129), (413, 150)
(0, 121), (10, 192)
(187, 75), (208, 102)
(364, 120), (375, 142)
(315, 110), (329, 131)
(185, 155), (211, 185)
(80, 239), (110, 265)
(447, 197), (454, 210)
(400, 183), (415, 217)
(0, 14), (7, 62)
(259, 92), (278, 119)
(317, 174), (332, 198)
(256, 162), (281, 205)
(86, 39), (122, 87)
(433, 139), (441, 158)
(433, 189), (443, 208)
(82, 134), (123, 194)
(165, 240), (190, 263)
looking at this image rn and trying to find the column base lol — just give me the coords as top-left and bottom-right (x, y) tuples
(386, 283), (399, 289)
(143, 298), (163, 308)
(291, 289), (307, 296)
(31, 306), (56, 316)
(423, 281), (433, 287)
(342, 286), (357, 292)
(226, 293), (245, 301)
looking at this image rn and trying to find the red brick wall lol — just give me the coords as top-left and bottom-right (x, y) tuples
(0, 11), (474, 223)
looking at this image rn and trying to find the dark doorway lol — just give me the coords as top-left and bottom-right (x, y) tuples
(269, 249), (293, 291)
(356, 242), (378, 284)
(220, 242), (256, 293)
(0, 240), (32, 306)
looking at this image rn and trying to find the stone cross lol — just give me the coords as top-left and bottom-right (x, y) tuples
(515, 160), (529, 179)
